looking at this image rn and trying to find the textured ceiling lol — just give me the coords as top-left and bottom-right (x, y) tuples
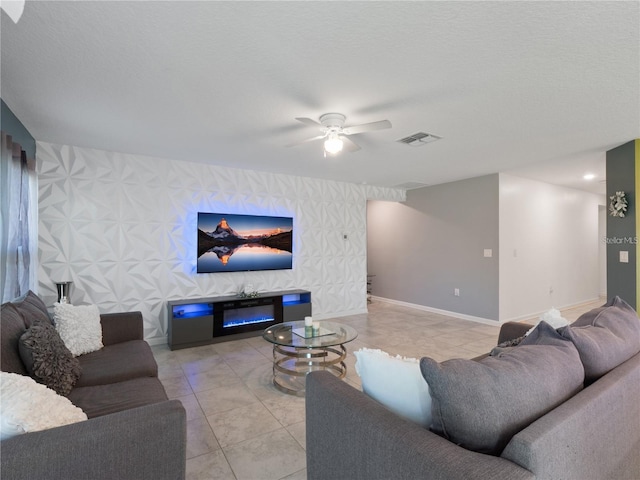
(2, 1), (639, 194)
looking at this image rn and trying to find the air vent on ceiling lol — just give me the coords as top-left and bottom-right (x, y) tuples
(397, 132), (441, 147)
(393, 182), (429, 190)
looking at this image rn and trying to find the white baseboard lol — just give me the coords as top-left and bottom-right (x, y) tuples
(501, 296), (601, 323)
(314, 308), (369, 320)
(371, 296), (500, 326)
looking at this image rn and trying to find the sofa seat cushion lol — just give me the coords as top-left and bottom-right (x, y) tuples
(420, 322), (584, 456)
(560, 296), (640, 383)
(75, 340), (158, 387)
(68, 377), (168, 418)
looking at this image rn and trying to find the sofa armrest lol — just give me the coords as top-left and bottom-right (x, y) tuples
(497, 321), (532, 344)
(306, 371), (534, 480)
(100, 311), (144, 345)
(1, 400), (186, 480)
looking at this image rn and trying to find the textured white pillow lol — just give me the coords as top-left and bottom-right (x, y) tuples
(53, 303), (103, 356)
(0, 372), (87, 440)
(525, 307), (570, 336)
(354, 348), (432, 428)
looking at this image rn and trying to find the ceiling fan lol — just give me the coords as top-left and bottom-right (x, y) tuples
(288, 113), (392, 156)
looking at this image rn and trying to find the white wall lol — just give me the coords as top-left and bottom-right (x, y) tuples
(36, 142), (404, 343)
(499, 173), (600, 321)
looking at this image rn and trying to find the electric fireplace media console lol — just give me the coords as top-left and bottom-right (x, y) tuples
(167, 289), (311, 350)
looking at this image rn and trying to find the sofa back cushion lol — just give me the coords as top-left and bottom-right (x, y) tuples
(1, 303), (28, 375)
(501, 352), (640, 480)
(560, 296), (640, 384)
(10, 291), (52, 327)
(420, 322), (584, 456)
(2, 291), (53, 375)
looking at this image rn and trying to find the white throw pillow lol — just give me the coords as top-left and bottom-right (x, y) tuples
(354, 348), (432, 428)
(53, 303), (103, 356)
(0, 372), (87, 440)
(525, 307), (570, 336)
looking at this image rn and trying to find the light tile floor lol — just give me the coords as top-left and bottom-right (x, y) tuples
(152, 298), (603, 480)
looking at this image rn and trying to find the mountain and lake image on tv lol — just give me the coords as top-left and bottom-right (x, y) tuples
(197, 212), (293, 273)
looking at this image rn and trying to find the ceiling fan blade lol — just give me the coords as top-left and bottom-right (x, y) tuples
(340, 135), (361, 152)
(285, 134), (326, 148)
(342, 119), (392, 135)
(295, 117), (323, 128)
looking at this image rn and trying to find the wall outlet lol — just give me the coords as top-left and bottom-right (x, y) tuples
(483, 249), (492, 258)
(454, 288), (460, 297)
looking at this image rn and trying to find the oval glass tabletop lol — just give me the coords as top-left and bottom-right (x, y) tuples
(263, 320), (358, 348)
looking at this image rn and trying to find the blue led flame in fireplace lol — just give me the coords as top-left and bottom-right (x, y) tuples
(223, 304), (275, 329)
(224, 316), (275, 328)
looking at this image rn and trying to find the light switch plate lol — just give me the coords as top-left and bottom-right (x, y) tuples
(620, 251), (629, 263)
(484, 249), (492, 258)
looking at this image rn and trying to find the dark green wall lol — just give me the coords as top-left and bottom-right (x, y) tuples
(606, 140), (637, 308)
(1, 99), (36, 159)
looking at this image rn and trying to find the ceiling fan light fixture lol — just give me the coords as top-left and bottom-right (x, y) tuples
(290, 112), (390, 155)
(324, 134), (343, 155)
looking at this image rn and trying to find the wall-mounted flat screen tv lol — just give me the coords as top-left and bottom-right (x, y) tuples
(197, 212), (293, 273)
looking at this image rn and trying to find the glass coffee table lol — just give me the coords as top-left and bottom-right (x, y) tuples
(263, 320), (358, 396)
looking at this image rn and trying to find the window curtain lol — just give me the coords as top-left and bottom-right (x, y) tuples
(1, 131), (38, 303)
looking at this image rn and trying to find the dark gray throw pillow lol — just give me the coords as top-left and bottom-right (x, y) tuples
(490, 335), (526, 356)
(420, 322), (584, 455)
(19, 321), (82, 396)
(559, 295), (640, 383)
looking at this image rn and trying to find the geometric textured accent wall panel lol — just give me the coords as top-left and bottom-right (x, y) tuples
(37, 141), (405, 343)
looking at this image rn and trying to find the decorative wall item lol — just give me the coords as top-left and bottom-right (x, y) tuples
(36, 142), (404, 343)
(197, 212), (293, 273)
(609, 191), (628, 217)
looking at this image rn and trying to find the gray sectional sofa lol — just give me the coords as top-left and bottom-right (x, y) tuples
(1, 291), (186, 480)
(306, 298), (640, 480)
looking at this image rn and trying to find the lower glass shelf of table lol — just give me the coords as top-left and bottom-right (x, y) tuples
(262, 320), (358, 396)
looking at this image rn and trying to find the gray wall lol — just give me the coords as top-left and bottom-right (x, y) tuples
(1, 99), (36, 159)
(367, 174), (499, 320)
(606, 140), (637, 308)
